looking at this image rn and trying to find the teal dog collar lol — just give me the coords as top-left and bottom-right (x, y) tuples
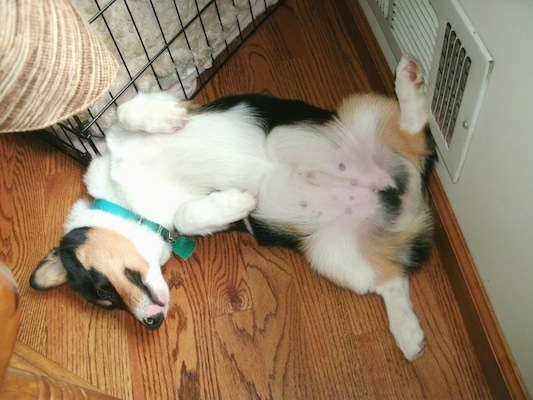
(92, 199), (196, 260)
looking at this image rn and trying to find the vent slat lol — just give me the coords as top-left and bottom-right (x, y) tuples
(377, 0), (389, 17)
(401, 1), (435, 56)
(394, 4), (432, 68)
(390, 0), (438, 74)
(392, 9), (431, 70)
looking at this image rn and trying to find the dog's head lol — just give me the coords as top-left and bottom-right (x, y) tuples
(30, 200), (172, 329)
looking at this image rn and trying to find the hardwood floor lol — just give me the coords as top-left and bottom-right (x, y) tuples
(0, 0), (495, 398)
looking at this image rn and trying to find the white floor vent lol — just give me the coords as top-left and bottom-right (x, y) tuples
(358, 0), (493, 182)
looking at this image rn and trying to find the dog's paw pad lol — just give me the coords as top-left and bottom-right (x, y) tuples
(395, 54), (425, 98)
(147, 102), (189, 134)
(163, 104), (189, 132)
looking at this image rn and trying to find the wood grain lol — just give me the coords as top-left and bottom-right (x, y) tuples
(0, 0), (505, 398)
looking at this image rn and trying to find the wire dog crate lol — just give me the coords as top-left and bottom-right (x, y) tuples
(38, 0), (281, 165)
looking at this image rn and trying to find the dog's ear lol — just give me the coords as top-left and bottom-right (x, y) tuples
(29, 248), (67, 290)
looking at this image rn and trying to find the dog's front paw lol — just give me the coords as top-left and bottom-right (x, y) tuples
(175, 189), (258, 236)
(212, 189), (258, 221)
(117, 92), (190, 134)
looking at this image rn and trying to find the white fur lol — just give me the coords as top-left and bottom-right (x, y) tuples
(103, 93), (267, 234)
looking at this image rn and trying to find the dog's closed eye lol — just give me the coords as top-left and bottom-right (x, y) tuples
(125, 268), (165, 306)
(96, 287), (115, 301)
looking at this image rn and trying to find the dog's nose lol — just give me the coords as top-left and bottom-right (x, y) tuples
(143, 312), (164, 329)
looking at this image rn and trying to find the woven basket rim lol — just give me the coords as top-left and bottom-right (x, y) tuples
(0, 0), (118, 133)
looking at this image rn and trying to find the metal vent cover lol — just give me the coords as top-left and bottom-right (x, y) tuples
(360, 0), (493, 182)
(427, 0), (493, 182)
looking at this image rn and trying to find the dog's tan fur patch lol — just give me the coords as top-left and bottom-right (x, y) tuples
(75, 227), (150, 310)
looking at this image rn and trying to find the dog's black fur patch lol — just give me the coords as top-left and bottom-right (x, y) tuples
(421, 127), (437, 195)
(391, 162), (409, 195)
(125, 268), (164, 307)
(378, 186), (403, 222)
(404, 227), (434, 273)
(196, 93), (336, 132)
(246, 217), (301, 249)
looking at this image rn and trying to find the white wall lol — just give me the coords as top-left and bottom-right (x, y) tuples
(434, 0), (533, 394)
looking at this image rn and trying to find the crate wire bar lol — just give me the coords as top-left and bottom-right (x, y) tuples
(38, 0), (281, 166)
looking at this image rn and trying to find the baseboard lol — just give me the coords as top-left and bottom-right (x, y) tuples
(428, 172), (529, 400)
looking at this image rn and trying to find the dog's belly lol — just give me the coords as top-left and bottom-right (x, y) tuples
(255, 163), (380, 232)
(254, 124), (394, 232)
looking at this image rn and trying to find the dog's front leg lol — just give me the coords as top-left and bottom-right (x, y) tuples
(174, 189), (257, 236)
(375, 276), (426, 361)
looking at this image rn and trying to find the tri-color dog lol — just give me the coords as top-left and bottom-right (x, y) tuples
(31, 55), (435, 361)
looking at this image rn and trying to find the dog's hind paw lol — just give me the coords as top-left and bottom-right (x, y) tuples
(117, 92), (190, 134)
(396, 54), (424, 95)
(377, 276), (427, 361)
(152, 103), (189, 134)
(395, 55), (428, 134)
(393, 318), (426, 362)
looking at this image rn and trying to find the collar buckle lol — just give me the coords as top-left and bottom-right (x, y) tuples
(163, 230), (179, 243)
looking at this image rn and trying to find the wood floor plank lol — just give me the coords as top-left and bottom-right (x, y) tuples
(0, 0), (495, 398)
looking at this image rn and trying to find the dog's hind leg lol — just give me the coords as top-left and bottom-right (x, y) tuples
(375, 276), (426, 361)
(174, 189), (257, 236)
(395, 54), (427, 134)
(303, 229), (425, 361)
